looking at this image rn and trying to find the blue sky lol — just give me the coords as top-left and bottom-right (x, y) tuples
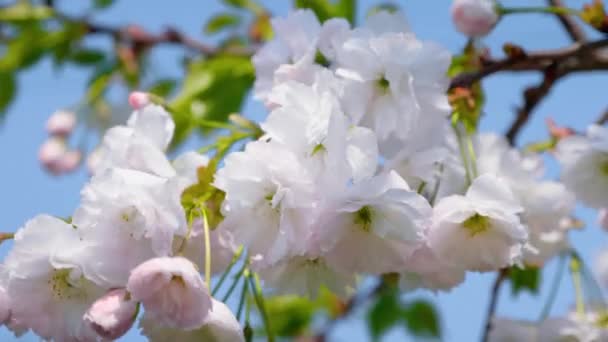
(0, 0), (607, 341)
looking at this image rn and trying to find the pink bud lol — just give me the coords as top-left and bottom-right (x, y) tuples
(451, 0), (499, 37)
(0, 287), (10, 324)
(128, 91), (151, 110)
(127, 257), (212, 329)
(46, 110), (77, 136)
(38, 137), (67, 173)
(84, 288), (138, 340)
(55, 149), (82, 173)
(598, 209), (608, 231)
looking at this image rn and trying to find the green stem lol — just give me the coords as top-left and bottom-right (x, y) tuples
(453, 123), (474, 185)
(236, 269), (250, 321)
(499, 6), (579, 16)
(538, 253), (567, 321)
(249, 273), (275, 342)
(198, 119), (240, 131)
(0, 232), (14, 244)
(570, 253), (586, 316)
(221, 260), (249, 302)
(465, 132), (478, 178)
(416, 181), (427, 195)
(176, 210), (195, 255)
(212, 246), (244, 295)
(201, 209), (212, 288)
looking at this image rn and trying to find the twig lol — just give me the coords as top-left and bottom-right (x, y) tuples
(481, 269), (509, 342)
(547, 0), (587, 42)
(54, 14), (253, 57)
(450, 38), (608, 89)
(313, 279), (387, 342)
(595, 107), (608, 125)
(506, 65), (562, 145)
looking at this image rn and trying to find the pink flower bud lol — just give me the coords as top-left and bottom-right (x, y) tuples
(128, 91), (151, 110)
(598, 209), (608, 231)
(127, 257), (212, 329)
(55, 149), (82, 173)
(451, 0), (499, 37)
(84, 288), (138, 340)
(0, 287), (10, 324)
(46, 110), (76, 136)
(38, 137), (67, 173)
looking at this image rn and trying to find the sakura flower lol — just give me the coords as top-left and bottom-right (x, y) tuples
(399, 244), (466, 292)
(92, 104), (176, 177)
(0, 283), (8, 324)
(487, 318), (537, 342)
(451, 0), (499, 37)
(595, 248), (608, 289)
(335, 27), (451, 142)
(427, 174), (529, 272)
(140, 298), (244, 342)
(556, 124), (608, 209)
(214, 139), (315, 265)
(318, 171), (431, 274)
(598, 208), (608, 231)
(46, 109), (76, 136)
(4, 215), (105, 341)
(83, 288), (138, 340)
(73, 168), (187, 286)
(127, 257), (212, 329)
(172, 151), (210, 185)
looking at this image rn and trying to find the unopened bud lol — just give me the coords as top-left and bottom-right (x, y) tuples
(46, 110), (76, 136)
(38, 137), (67, 173)
(84, 288), (138, 340)
(128, 92), (151, 110)
(55, 150), (82, 173)
(451, 0), (499, 37)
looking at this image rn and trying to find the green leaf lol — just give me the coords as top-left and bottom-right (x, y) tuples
(205, 13), (242, 34)
(223, 0), (248, 8)
(93, 0), (115, 9)
(294, 0), (356, 23)
(367, 290), (403, 341)
(264, 295), (316, 337)
(147, 79), (178, 98)
(0, 72), (16, 117)
(403, 300), (441, 338)
(509, 266), (541, 296)
(169, 55), (254, 148)
(0, 3), (53, 22)
(70, 49), (106, 65)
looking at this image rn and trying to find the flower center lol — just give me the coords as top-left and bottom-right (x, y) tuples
(354, 206), (374, 232)
(171, 275), (186, 287)
(311, 143), (326, 156)
(48, 268), (87, 300)
(120, 205), (139, 223)
(462, 213), (491, 236)
(314, 51), (330, 67)
(377, 77), (390, 92)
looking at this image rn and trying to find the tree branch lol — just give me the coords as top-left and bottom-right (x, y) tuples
(59, 15), (253, 57)
(547, 0), (587, 42)
(481, 269), (509, 342)
(595, 107), (608, 125)
(450, 38), (608, 89)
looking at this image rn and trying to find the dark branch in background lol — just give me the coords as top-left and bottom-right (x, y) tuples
(450, 38), (608, 144)
(57, 14), (253, 57)
(547, 0), (587, 42)
(595, 107), (608, 124)
(312, 280), (386, 342)
(481, 269), (509, 342)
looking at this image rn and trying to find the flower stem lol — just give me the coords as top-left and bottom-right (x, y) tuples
(221, 259), (249, 302)
(236, 269), (250, 321)
(201, 208), (212, 288)
(249, 273), (274, 342)
(538, 253), (567, 321)
(0, 232), (14, 244)
(452, 123), (474, 185)
(569, 252), (586, 316)
(212, 246), (244, 295)
(499, 6), (579, 16)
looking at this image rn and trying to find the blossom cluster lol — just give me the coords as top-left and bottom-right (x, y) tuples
(3, 5), (607, 341)
(1, 103), (243, 341)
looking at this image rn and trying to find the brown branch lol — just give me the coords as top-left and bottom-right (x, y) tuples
(547, 0), (587, 42)
(506, 65), (562, 144)
(450, 38), (608, 89)
(595, 107), (608, 125)
(58, 15), (253, 57)
(481, 269), (509, 342)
